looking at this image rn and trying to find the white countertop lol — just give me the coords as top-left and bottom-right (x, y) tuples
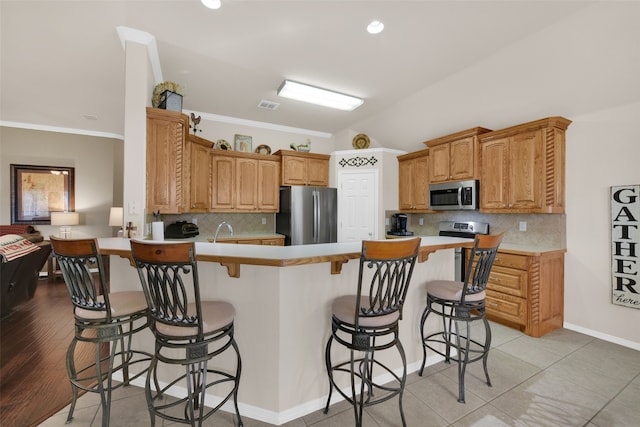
(406, 234), (565, 255)
(98, 236), (472, 261)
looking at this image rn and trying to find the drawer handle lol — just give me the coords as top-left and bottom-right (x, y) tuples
(487, 301), (499, 307)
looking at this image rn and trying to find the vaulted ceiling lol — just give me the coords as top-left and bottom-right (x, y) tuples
(0, 0), (621, 145)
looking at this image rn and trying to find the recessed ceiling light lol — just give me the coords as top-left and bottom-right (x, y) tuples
(367, 20), (384, 34)
(201, 0), (221, 10)
(277, 80), (364, 111)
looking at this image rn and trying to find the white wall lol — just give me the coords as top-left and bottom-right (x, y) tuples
(564, 102), (640, 348)
(0, 127), (118, 238)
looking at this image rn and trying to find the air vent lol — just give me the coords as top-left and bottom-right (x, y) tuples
(257, 100), (280, 110)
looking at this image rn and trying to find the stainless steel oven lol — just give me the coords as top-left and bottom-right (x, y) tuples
(438, 221), (489, 281)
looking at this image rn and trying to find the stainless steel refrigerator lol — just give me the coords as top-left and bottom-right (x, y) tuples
(276, 186), (337, 245)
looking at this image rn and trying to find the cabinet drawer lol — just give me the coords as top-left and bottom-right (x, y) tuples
(236, 239), (259, 245)
(486, 289), (526, 325)
(493, 252), (529, 270)
(261, 238), (284, 246)
(487, 265), (528, 297)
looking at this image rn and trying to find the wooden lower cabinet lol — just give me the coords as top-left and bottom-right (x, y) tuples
(469, 248), (565, 337)
(217, 236), (284, 246)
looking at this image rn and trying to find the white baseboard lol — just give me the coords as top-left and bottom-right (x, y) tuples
(563, 322), (640, 351)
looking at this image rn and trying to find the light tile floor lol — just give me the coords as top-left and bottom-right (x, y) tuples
(39, 322), (640, 426)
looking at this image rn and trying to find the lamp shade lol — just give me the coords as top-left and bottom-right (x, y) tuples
(108, 207), (124, 227)
(51, 212), (80, 226)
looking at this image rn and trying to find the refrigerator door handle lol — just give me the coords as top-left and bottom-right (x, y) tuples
(313, 190), (319, 243)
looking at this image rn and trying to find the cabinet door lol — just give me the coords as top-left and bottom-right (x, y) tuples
(211, 155), (235, 210)
(235, 158), (258, 210)
(450, 137), (476, 180)
(261, 238), (284, 246)
(428, 144), (450, 183)
(398, 159), (413, 210)
(480, 138), (509, 209)
(146, 112), (187, 213)
(281, 156), (307, 185)
(509, 130), (543, 210)
(412, 156), (429, 210)
(307, 158), (329, 186)
(188, 140), (211, 212)
(258, 159), (280, 211)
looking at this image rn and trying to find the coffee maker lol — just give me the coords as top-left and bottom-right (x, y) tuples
(388, 213), (413, 236)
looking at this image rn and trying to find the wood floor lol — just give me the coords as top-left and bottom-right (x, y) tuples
(0, 277), (95, 427)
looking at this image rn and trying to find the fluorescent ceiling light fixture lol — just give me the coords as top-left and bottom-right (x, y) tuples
(277, 80), (364, 111)
(367, 20), (384, 34)
(201, 0), (221, 10)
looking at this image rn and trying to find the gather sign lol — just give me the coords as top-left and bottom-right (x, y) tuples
(611, 185), (640, 309)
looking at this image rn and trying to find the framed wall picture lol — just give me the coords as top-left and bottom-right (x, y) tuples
(234, 134), (253, 153)
(10, 164), (75, 224)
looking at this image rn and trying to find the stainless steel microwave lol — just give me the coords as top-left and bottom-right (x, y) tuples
(429, 180), (479, 210)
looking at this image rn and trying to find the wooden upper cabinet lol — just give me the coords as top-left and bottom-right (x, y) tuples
(424, 127), (492, 183)
(210, 154), (235, 211)
(479, 117), (571, 213)
(257, 158), (280, 211)
(187, 134), (214, 212)
(274, 150), (330, 187)
(146, 108), (189, 214)
(397, 149), (430, 211)
(235, 158), (258, 211)
(210, 150), (281, 212)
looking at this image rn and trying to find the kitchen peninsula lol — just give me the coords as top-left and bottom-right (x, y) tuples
(100, 236), (472, 424)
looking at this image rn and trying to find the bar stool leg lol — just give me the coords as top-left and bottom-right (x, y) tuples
(65, 337), (79, 423)
(323, 336), (335, 414)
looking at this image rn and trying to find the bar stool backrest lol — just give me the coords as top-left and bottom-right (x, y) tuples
(50, 236), (111, 320)
(355, 238), (421, 328)
(461, 232), (504, 303)
(130, 241), (204, 340)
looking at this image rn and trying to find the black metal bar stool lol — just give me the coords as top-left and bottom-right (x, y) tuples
(418, 232), (503, 403)
(50, 236), (152, 427)
(130, 240), (242, 427)
(324, 238), (421, 427)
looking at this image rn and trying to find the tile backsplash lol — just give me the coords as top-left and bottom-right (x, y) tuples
(157, 213), (275, 238)
(386, 211), (566, 248)
(156, 210), (565, 248)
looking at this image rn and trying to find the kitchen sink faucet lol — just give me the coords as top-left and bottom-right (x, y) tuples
(213, 221), (234, 244)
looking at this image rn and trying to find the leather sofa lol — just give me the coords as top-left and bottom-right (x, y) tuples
(0, 226), (52, 319)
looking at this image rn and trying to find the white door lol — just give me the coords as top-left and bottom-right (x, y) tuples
(338, 169), (378, 242)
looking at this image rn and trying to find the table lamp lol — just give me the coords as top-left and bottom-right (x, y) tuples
(51, 211), (80, 238)
(108, 207), (124, 237)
